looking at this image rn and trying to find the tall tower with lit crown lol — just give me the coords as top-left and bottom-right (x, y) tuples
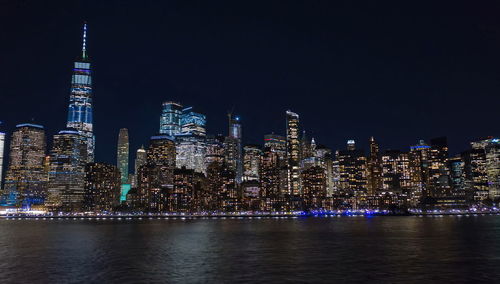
(66, 23), (95, 162)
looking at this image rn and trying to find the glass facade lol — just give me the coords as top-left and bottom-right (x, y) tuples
(159, 102), (183, 136)
(66, 24), (94, 162)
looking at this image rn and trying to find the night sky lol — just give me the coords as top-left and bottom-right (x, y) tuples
(1, 1), (500, 165)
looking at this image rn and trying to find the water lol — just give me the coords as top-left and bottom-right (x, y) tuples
(0, 216), (499, 283)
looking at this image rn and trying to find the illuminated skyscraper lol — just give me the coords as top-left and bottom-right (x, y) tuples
(366, 137), (382, 195)
(264, 134), (287, 162)
(159, 102), (183, 136)
(205, 135), (225, 166)
(225, 114), (243, 183)
(47, 130), (87, 211)
(175, 134), (207, 174)
(83, 163), (121, 212)
(117, 128), (129, 183)
(380, 150), (411, 193)
(0, 130), (4, 189)
(286, 110), (300, 196)
(3, 124), (47, 207)
(180, 107), (206, 136)
(428, 137), (450, 198)
(134, 146), (147, 178)
(243, 145), (262, 181)
(337, 140), (367, 194)
(66, 23), (95, 162)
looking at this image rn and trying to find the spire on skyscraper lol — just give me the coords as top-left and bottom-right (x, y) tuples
(82, 22), (88, 60)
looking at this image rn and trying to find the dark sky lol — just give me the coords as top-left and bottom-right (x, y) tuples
(1, 0), (500, 164)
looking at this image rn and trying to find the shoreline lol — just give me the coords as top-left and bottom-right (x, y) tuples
(2, 211), (500, 220)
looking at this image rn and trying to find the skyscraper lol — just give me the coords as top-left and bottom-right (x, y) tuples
(180, 107), (206, 136)
(0, 130), (5, 190)
(132, 146), (146, 187)
(83, 163), (121, 212)
(366, 137), (382, 195)
(66, 23), (95, 162)
(286, 110), (300, 196)
(243, 145), (262, 181)
(159, 102), (183, 136)
(117, 128), (129, 183)
(3, 124), (47, 207)
(225, 113), (243, 183)
(47, 130), (87, 211)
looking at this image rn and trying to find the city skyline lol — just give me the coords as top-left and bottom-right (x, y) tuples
(2, 1), (500, 166)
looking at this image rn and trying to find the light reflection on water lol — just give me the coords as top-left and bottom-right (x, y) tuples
(0, 216), (499, 283)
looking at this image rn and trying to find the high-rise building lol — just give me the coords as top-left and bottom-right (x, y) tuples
(175, 134), (207, 174)
(66, 23), (95, 162)
(286, 110), (300, 196)
(117, 128), (129, 184)
(47, 130), (88, 211)
(83, 163), (121, 212)
(205, 135), (225, 166)
(301, 166), (327, 209)
(264, 134), (287, 163)
(366, 136), (382, 195)
(0, 130), (5, 190)
(260, 148), (281, 206)
(225, 114), (243, 183)
(486, 143), (500, 200)
(180, 107), (206, 136)
(449, 156), (466, 198)
(380, 150), (411, 193)
(3, 124), (47, 207)
(409, 140), (431, 203)
(428, 137), (450, 198)
(134, 146), (147, 180)
(243, 145), (262, 181)
(337, 140), (367, 195)
(159, 102), (183, 136)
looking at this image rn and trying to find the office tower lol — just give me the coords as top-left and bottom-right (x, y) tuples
(66, 23), (95, 162)
(449, 156), (466, 198)
(313, 145), (335, 197)
(462, 148), (488, 202)
(180, 107), (206, 136)
(286, 110), (301, 196)
(336, 140), (367, 194)
(147, 135), (177, 168)
(380, 150), (411, 193)
(3, 124), (47, 207)
(0, 130), (4, 189)
(159, 101), (183, 136)
(468, 137), (500, 200)
(136, 135), (176, 212)
(260, 148), (282, 210)
(264, 134), (287, 162)
(117, 128), (130, 201)
(366, 136), (382, 195)
(486, 143), (500, 200)
(83, 163), (121, 212)
(175, 135), (207, 174)
(206, 161), (238, 211)
(225, 114), (243, 184)
(409, 140), (431, 203)
(243, 145), (262, 181)
(170, 167), (204, 212)
(301, 166), (327, 209)
(428, 137), (450, 198)
(117, 128), (129, 184)
(301, 131), (313, 160)
(205, 135), (225, 166)
(47, 130), (88, 211)
(134, 146), (147, 185)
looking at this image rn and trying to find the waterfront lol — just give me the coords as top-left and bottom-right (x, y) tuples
(1, 216), (500, 283)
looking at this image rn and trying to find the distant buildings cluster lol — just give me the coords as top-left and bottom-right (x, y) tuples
(1, 24), (499, 214)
